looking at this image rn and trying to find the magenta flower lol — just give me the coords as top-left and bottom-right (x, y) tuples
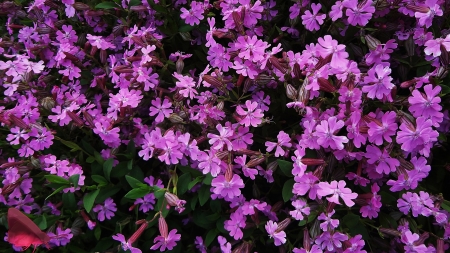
(301, 3), (326, 31)
(224, 212), (246, 240)
(408, 84), (443, 126)
(317, 35), (349, 68)
(265, 220), (287, 246)
(314, 116), (348, 150)
(173, 72), (197, 99)
(112, 234), (142, 253)
(401, 230), (429, 253)
(396, 116), (436, 154)
(362, 64), (394, 100)
(343, 0), (375, 26)
(317, 180), (358, 207)
(150, 229), (181, 251)
(207, 124), (234, 151)
(48, 227), (73, 247)
(236, 100), (264, 127)
(265, 130), (292, 157)
(293, 173), (320, 200)
(180, 1), (204, 26)
(149, 97), (173, 123)
(367, 111), (398, 145)
(233, 35), (268, 62)
(365, 145), (399, 175)
(318, 210), (339, 231)
(415, 0), (443, 28)
(315, 231), (348, 251)
(92, 197), (117, 222)
(290, 199), (311, 221)
(211, 174), (244, 199)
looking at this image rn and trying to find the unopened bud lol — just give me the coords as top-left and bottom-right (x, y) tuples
(128, 221), (148, 244)
(73, 2), (90, 10)
(158, 215), (168, 238)
(364, 35), (381, 50)
(176, 58), (184, 74)
(286, 83), (297, 100)
(246, 156), (265, 168)
(168, 113), (184, 123)
(100, 49), (107, 64)
(276, 218), (291, 232)
(379, 227), (401, 237)
(179, 32), (192, 42)
(130, 5), (148, 12)
(255, 74), (273, 86)
(317, 77), (336, 92)
(40, 97), (55, 110)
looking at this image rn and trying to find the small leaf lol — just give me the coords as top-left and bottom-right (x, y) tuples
(203, 174), (213, 185)
(125, 175), (142, 189)
(94, 226), (102, 240)
(188, 176), (203, 190)
(63, 193), (77, 210)
(282, 178), (295, 202)
(177, 173), (191, 195)
(44, 175), (70, 185)
(103, 158), (114, 182)
(84, 189), (100, 213)
(69, 174), (80, 189)
(55, 137), (82, 152)
(34, 215), (47, 230)
(198, 185), (210, 206)
(125, 188), (151, 199)
(205, 229), (218, 247)
(45, 185), (69, 200)
(277, 160), (293, 177)
(91, 175), (108, 186)
(95, 2), (118, 9)
(179, 25), (194, 32)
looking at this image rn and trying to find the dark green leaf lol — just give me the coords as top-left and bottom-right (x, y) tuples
(198, 185), (210, 206)
(69, 174), (80, 189)
(188, 176), (203, 190)
(277, 160), (293, 177)
(95, 2), (118, 9)
(94, 226), (101, 240)
(177, 173), (191, 195)
(45, 185), (69, 200)
(179, 26), (194, 32)
(282, 178), (295, 202)
(91, 175), (108, 186)
(205, 229), (218, 247)
(103, 158), (114, 182)
(125, 175), (142, 189)
(125, 188), (151, 199)
(203, 174), (213, 185)
(56, 137), (82, 152)
(83, 189), (100, 213)
(62, 193), (77, 210)
(44, 175), (70, 185)
(34, 215), (47, 230)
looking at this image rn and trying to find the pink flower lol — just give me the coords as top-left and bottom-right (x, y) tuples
(301, 3), (326, 31)
(224, 212), (246, 240)
(314, 116), (348, 150)
(207, 124), (234, 151)
(317, 35), (349, 69)
(149, 97), (173, 123)
(290, 199), (310, 220)
(265, 220), (287, 246)
(343, 0), (375, 26)
(236, 100), (264, 127)
(92, 198), (117, 222)
(265, 131), (292, 157)
(150, 229), (181, 251)
(415, 0), (443, 28)
(211, 174), (244, 199)
(173, 73), (198, 99)
(180, 1), (204, 26)
(408, 84), (443, 126)
(317, 180), (358, 207)
(315, 231), (348, 251)
(365, 145), (399, 174)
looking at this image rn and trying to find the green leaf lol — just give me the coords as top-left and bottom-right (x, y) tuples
(62, 193), (77, 210)
(205, 229), (218, 247)
(83, 189), (100, 213)
(91, 175), (108, 186)
(95, 2), (118, 9)
(34, 215), (47, 230)
(125, 175), (142, 188)
(177, 173), (191, 195)
(198, 185), (210, 206)
(55, 137), (83, 152)
(179, 25), (194, 32)
(44, 175), (70, 185)
(441, 202), (450, 213)
(188, 176), (203, 190)
(69, 174), (80, 189)
(129, 0), (140, 6)
(103, 158), (114, 182)
(45, 185), (69, 200)
(277, 160), (293, 177)
(203, 174), (213, 185)
(94, 226), (102, 240)
(125, 188), (151, 199)
(282, 178), (295, 202)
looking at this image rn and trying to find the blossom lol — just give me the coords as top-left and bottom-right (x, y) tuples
(173, 72), (198, 99)
(317, 180), (358, 207)
(365, 145), (399, 174)
(318, 210), (339, 231)
(48, 227), (73, 247)
(149, 97), (173, 123)
(236, 100), (264, 127)
(315, 231), (348, 251)
(301, 3), (326, 31)
(290, 199), (311, 220)
(211, 174), (244, 199)
(207, 124), (234, 151)
(343, 0), (375, 26)
(265, 220), (287, 246)
(150, 229), (181, 251)
(224, 212), (246, 240)
(265, 130), (292, 157)
(317, 35), (349, 69)
(112, 234), (142, 253)
(92, 198), (117, 222)
(180, 1), (204, 26)
(415, 0), (443, 28)
(362, 64), (394, 100)
(408, 84), (443, 126)
(314, 116), (348, 150)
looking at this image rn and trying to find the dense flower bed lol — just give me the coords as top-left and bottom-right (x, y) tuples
(1, 0), (450, 252)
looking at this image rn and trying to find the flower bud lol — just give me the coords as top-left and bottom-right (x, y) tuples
(71, 217), (85, 228)
(100, 49), (107, 64)
(364, 35), (381, 50)
(73, 2), (91, 10)
(179, 32), (192, 42)
(130, 5), (148, 12)
(168, 113), (184, 123)
(276, 218), (291, 232)
(40, 97), (55, 110)
(255, 74), (273, 86)
(36, 26), (54, 34)
(246, 156), (265, 168)
(271, 201), (284, 213)
(286, 83), (297, 100)
(85, 10), (104, 16)
(303, 228), (311, 250)
(128, 221), (148, 244)
(266, 160), (278, 172)
(436, 239), (445, 253)
(270, 56), (288, 74)
(158, 215), (168, 238)
(406, 4), (429, 13)
(317, 77), (336, 93)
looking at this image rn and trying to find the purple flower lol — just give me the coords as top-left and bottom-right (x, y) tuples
(315, 231), (348, 251)
(236, 100), (264, 127)
(265, 131), (292, 157)
(173, 72), (198, 99)
(293, 173), (320, 199)
(92, 197), (117, 222)
(318, 210), (339, 231)
(415, 0), (443, 28)
(301, 3), (326, 31)
(343, 0), (375, 26)
(112, 234), (142, 253)
(134, 193), (156, 213)
(208, 124), (234, 151)
(224, 212), (246, 240)
(317, 35), (349, 69)
(180, 1), (204, 26)
(362, 64), (394, 100)
(217, 236), (231, 253)
(408, 84), (443, 126)
(150, 229), (181, 251)
(317, 180), (358, 207)
(314, 116), (348, 150)
(365, 145), (399, 175)
(401, 230), (429, 253)
(367, 111), (397, 145)
(290, 199), (310, 221)
(265, 220), (287, 246)
(149, 97), (173, 123)
(48, 227), (73, 247)
(211, 174), (244, 199)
